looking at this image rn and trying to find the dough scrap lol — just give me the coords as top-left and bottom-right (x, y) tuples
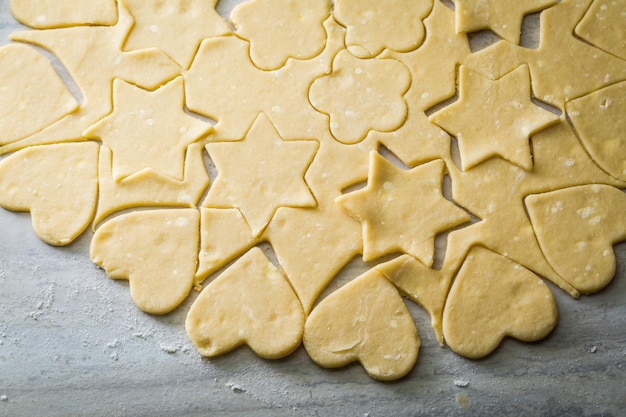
(452, 0), (556, 44)
(525, 184), (626, 293)
(93, 142), (209, 226)
(204, 113), (318, 237)
(0, 44), (77, 146)
(443, 246), (558, 359)
(122, 0), (231, 69)
(575, 0), (626, 60)
(337, 152), (470, 265)
(430, 64), (559, 171)
(2, 1), (181, 156)
(0, 142), (99, 246)
(333, 0), (433, 58)
(186, 247), (305, 359)
(231, 0), (330, 70)
(309, 50), (411, 144)
(304, 267), (420, 381)
(91, 209), (200, 314)
(84, 77), (211, 181)
(566, 81), (626, 181)
(10, 0), (117, 28)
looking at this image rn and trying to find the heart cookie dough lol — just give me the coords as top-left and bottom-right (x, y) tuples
(186, 247), (305, 359)
(91, 209), (200, 314)
(443, 246), (558, 359)
(525, 184), (626, 294)
(0, 142), (98, 246)
(304, 268), (420, 381)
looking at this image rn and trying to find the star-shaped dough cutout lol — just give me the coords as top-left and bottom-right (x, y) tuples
(84, 77), (211, 181)
(122, 0), (231, 69)
(453, 0), (556, 44)
(337, 152), (470, 265)
(430, 64), (559, 171)
(204, 113), (319, 237)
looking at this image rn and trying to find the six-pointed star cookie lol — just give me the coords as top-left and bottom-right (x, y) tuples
(204, 113), (319, 237)
(122, 0), (231, 69)
(337, 152), (470, 265)
(453, 0), (556, 44)
(84, 77), (211, 181)
(430, 64), (559, 171)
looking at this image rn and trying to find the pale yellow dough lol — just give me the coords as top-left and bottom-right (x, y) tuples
(91, 209), (200, 314)
(443, 246), (558, 359)
(186, 247), (305, 359)
(525, 185), (626, 294)
(0, 44), (77, 146)
(575, 0), (626, 60)
(11, 0), (117, 28)
(304, 267), (420, 381)
(0, 143), (99, 246)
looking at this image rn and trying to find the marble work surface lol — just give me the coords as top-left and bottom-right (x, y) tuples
(0, 1), (625, 416)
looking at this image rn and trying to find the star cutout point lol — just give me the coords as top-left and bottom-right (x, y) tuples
(204, 113), (319, 237)
(337, 152), (470, 266)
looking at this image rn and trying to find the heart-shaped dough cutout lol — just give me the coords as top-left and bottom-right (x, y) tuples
(443, 246), (558, 359)
(0, 142), (98, 246)
(0, 44), (78, 145)
(91, 209), (199, 314)
(186, 247), (305, 359)
(304, 268), (420, 381)
(525, 184), (626, 293)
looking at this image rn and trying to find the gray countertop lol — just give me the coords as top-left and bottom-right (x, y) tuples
(1, 1), (625, 416)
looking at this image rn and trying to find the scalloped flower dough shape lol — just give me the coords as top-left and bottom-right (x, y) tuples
(231, 0), (330, 70)
(0, 142), (99, 246)
(333, 0), (433, 58)
(304, 268), (420, 381)
(452, 0), (556, 44)
(84, 77), (211, 181)
(309, 50), (411, 144)
(186, 247), (305, 359)
(91, 209), (200, 314)
(430, 65), (559, 171)
(337, 152), (470, 265)
(122, 0), (231, 69)
(11, 0), (117, 28)
(525, 185), (626, 294)
(575, 0), (626, 60)
(443, 246), (558, 359)
(566, 81), (626, 182)
(0, 44), (77, 146)
(204, 114), (318, 237)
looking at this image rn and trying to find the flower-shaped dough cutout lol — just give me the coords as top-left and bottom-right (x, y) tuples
(525, 185), (626, 294)
(304, 267), (420, 381)
(204, 113), (318, 237)
(566, 81), (626, 182)
(575, 0), (626, 60)
(443, 246), (558, 359)
(0, 44), (77, 146)
(186, 247), (305, 359)
(91, 209), (200, 314)
(430, 65), (559, 171)
(231, 0), (330, 70)
(333, 0), (433, 58)
(337, 152), (470, 265)
(122, 0), (231, 69)
(452, 0), (556, 44)
(10, 0), (117, 28)
(0, 143), (99, 246)
(4, 1), (181, 155)
(309, 50), (411, 144)
(84, 77), (211, 181)
(93, 142), (209, 226)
